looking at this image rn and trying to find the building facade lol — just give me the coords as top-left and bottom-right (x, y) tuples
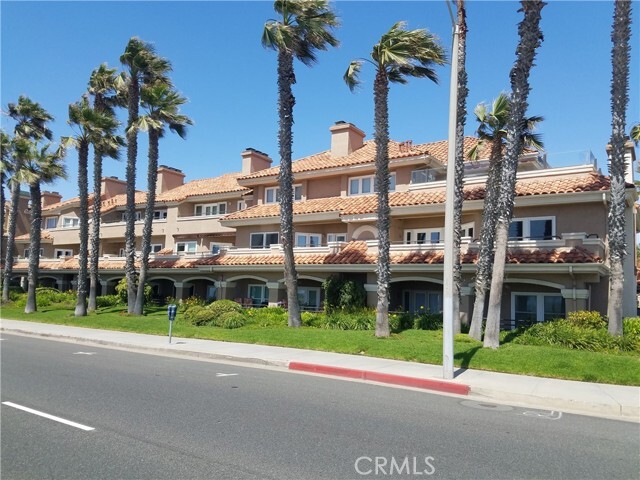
(7, 122), (639, 323)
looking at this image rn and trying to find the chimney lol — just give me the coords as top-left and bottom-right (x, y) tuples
(606, 140), (637, 185)
(41, 191), (62, 207)
(330, 121), (365, 157)
(156, 165), (186, 194)
(100, 176), (127, 199)
(241, 148), (273, 175)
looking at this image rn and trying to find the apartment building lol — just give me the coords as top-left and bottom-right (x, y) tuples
(8, 121), (639, 323)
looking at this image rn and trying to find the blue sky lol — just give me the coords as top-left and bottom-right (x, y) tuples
(1, 1), (638, 201)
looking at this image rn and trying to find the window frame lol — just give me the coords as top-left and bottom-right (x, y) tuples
(298, 286), (321, 309)
(237, 200), (247, 211)
(209, 243), (221, 254)
(176, 241), (197, 254)
(23, 248), (44, 258)
(61, 217), (80, 228)
(45, 217), (58, 229)
(194, 202), (227, 217)
(55, 249), (73, 258)
(264, 185), (302, 204)
(509, 216), (556, 240)
(511, 292), (565, 323)
(404, 228), (443, 245)
(410, 168), (435, 184)
(248, 284), (269, 306)
(250, 232), (280, 249)
(150, 244), (163, 253)
(461, 222), (475, 239)
(153, 210), (168, 220)
(327, 233), (348, 243)
(121, 211), (143, 222)
(348, 173), (396, 196)
(295, 233), (322, 248)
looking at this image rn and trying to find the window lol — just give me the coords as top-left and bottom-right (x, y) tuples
(512, 293), (565, 323)
(461, 222), (475, 239)
(209, 243), (221, 254)
(411, 168), (435, 184)
(298, 287), (321, 309)
(150, 244), (163, 253)
(404, 228), (442, 244)
(194, 203), (226, 217)
(45, 217), (57, 229)
(509, 217), (554, 240)
(296, 233), (322, 247)
(403, 290), (443, 314)
(265, 185), (302, 204)
(55, 249), (73, 258)
(250, 232), (279, 249)
(121, 211), (143, 222)
(176, 241), (197, 253)
(153, 210), (168, 220)
(23, 248), (44, 258)
(327, 233), (348, 243)
(61, 217), (79, 228)
(248, 284), (269, 306)
(119, 248), (126, 257)
(237, 200), (247, 211)
(348, 174), (396, 196)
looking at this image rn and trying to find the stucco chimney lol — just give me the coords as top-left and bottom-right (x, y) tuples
(41, 191), (62, 207)
(156, 165), (186, 194)
(330, 121), (365, 157)
(241, 148), (273, 175)
(100, 176), (127, 199)
(606, 140), (637, 185)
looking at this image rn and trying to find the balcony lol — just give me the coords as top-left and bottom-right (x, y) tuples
(175, 215), (235, 236)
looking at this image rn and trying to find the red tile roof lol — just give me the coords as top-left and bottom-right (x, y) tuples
(155, 173), (249, 202)
(224, 171), (611, 221)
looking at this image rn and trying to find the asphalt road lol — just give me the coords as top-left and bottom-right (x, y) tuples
(1, 333), (638, 480)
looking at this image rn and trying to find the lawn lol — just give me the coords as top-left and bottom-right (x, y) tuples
(1, 303), (639, 386)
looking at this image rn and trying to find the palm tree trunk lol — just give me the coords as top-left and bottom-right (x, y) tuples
(89, 91), (107, 313)
(483, 218), (508, 348)
(374, 69), (391, 338)
(134, 127), (159, 315)
(75, 140), (89, 316)
(607, 0), (631, 335)
(0, 173), (5, 261)
(2, 180), (20, 302)
(469, 144), (502, 340)
(125, 76), (139, 313)
(25, 182), (42, 313)
(452, 0), (468, 334)
(277, 50), (301, 327)
(484, 0), (545, 346)
(88, 149), (103, 312)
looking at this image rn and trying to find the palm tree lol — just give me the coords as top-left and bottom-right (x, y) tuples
(451, 0), (468, 335)
(13, 140), (66, 313)
(467, 93), (543, 341)
(87, 64), (125, 312)
(120, 37), (171, 313)
(0, 131), (12, 261)
(63, 97), (120, 316)
(483, 0), (546, 349)
(345, 21), (446, 337)
(631, 124), (640, 145)
(607, 0), (632, 335)
(2, 97), (54, 303)
(133, 82), (192, 315)
(262, 0), (339, 327)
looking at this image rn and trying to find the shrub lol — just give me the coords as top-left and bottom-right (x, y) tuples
(218, 311), (246, 329)
(623, 317), (640, 341)
(95, 295), (122, 308)
(413, 311), (443, 330)
(322, 275), (342, 312)
(389, 310), (413, 333)
(323, 309), (375, 330)
(566, 310), (606, 330)
(115, 278), (152, 305)
(179, 296), (206, 312)
(183, 305), (216, 326)
(339, 280), (366, 310)
(206, 299), (243, 318)
(244, 307), (287, 327)
(301, 311), (325, 328)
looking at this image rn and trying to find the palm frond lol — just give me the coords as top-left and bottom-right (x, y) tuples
(343, 60), (363, 92)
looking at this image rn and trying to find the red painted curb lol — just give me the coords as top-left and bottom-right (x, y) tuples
(289, 362), (470, 395)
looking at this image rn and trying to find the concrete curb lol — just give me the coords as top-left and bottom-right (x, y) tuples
(289, 362), (471, 395)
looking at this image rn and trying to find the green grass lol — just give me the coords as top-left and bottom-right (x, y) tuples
(2, 303), (639, 386)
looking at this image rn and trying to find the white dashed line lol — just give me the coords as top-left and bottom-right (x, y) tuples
(2, 402), (95, 431)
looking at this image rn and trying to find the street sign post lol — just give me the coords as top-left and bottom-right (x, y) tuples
(167, 304), (177, 344)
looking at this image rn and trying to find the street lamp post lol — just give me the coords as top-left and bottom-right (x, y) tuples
(442, 1), (460, 380)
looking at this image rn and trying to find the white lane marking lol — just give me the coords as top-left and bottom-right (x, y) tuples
(73, 352), (96, 355)
(2, 402), (95, 431)
(216, 373), (238, 377)
(523, 410), (562, 420)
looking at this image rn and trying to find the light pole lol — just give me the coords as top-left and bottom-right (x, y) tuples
(442, 0), (460, 380)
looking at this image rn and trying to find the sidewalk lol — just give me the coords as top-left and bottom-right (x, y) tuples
(2, 319), (638, 421)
